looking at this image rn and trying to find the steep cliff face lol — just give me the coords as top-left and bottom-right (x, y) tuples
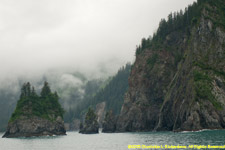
(157, 16), (225, 131)
(116, 49), (177, 131)
(116, 0), (225, 132)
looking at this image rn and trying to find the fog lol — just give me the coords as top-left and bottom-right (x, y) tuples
(0, 0), (198, 130)
(0, 0), (196, 77)
(0, 0), (196, 100)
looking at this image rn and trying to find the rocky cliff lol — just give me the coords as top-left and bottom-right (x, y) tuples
(116, 0), (225, 132)
(2, 82), (66, 138)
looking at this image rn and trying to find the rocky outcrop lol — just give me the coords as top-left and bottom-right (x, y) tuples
(2, 116), (66, 138)
(2, 82), (66, 138)
(79, 108), (99, 134)
(116, 0), (225, 132)
(102, 110), (117, 133)
(95, 102), (106, 127)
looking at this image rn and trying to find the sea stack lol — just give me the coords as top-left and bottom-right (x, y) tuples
(79, 107), (99, 134)
(2, 82), (66, 138)
(102, 110), (117, 133)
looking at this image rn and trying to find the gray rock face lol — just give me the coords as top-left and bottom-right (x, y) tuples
(95, 102), (106, 127)
(102, 110), (117, 133)
(79, 108), (99, 134)
(116, 4), (225, 132)
(79, 121), (99, 134)
(2, 116), (66, 138)
(156, 17), (225, 131)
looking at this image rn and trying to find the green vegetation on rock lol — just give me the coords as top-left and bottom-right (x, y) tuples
(135, 0), (225, 57)
(135, 0), (203, 56)
(194, 61), (225, 79)
(79, 107), (99, 134)
(194, 70), (223, 110)
(9, 82), (64, 122)
(84, 107), (97, 125)
(147, 53), (158, 71)
(117, 0), (225, 132)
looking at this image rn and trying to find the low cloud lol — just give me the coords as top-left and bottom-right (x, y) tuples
(0, 0), (196, 96)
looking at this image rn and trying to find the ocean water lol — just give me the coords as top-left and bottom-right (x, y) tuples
(0, 130), (225, 150)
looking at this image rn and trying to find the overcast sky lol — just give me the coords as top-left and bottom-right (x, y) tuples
(0, 0), (196, 80)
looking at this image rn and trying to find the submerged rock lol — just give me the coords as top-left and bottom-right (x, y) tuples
(79, 108), (99, 134)
(2, 82), (66, 138)
(102, 110), (117, 133)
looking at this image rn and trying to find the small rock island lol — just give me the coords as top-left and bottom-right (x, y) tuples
(102, 110), (117, 133)
(79, 107), (99, 134)
(2, 82), (66, 138)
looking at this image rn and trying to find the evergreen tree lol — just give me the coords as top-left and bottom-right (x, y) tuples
(85, 107), (97, 125)
(135, 0), (211, 55)
(41, 81), (51, 97)
(54, 91), (59, 99)
(20, 83), (27, 98)
(79, 107), (99, 134)
(10, 82), (64, 122)
(26, 82), (31, 97)
(20, 82), (31, 98)
(31, 86), (37, 97)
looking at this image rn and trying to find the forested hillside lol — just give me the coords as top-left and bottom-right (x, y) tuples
(66, 63), (131, 123)
(116, 0), (225, 132)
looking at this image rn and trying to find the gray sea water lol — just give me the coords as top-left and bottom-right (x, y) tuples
(0, 130), (225, 150)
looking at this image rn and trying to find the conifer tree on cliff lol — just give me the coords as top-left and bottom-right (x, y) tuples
(41, 81), (51, 97)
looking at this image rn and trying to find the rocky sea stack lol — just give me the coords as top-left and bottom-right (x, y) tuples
(2, 82), (66, 138)
(102, 110), (117, 133)
(79, 108), (99, 134)
(116, 0), (225, 132)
